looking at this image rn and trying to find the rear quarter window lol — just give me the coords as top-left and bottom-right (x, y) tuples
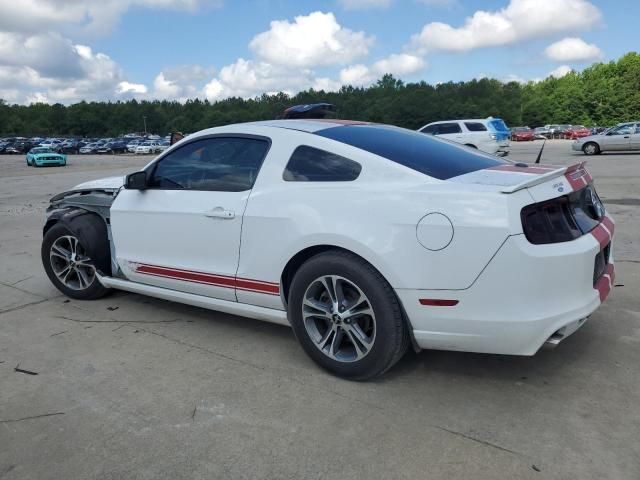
(283, 145), (362, 182)
(316, 125), (505, 180)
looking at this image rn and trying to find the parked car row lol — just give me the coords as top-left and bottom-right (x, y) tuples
(531, 124), (609, 140)
(573, 121), (640, 155)
(0, 134), (170, 155)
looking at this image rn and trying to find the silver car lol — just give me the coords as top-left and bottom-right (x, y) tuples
(572, 121), (640, 155)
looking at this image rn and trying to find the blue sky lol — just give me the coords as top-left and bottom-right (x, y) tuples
(0, 0), (636, 104)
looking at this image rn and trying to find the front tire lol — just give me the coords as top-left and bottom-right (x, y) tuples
(42, 223), (111, 300)
(288, 251), (408, 380)
(583, 142), (600, 155)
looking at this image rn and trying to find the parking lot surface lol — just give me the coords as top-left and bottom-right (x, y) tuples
(1, 141), (639, 479)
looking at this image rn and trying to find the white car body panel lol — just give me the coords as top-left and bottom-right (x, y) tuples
(57, 120), (614, 357)
(418, 118), (510, 156)
(111, 189), (250, 302)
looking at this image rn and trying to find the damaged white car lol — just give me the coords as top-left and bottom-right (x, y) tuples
(42, 119), (615, 379)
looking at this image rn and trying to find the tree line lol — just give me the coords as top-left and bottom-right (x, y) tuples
(1, 52), (638, 137)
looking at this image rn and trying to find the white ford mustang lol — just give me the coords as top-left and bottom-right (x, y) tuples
(41, 119), (615, 379)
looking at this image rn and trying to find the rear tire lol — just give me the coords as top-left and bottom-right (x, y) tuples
(583, 142), (600, 155)
(42, 223), (111, 300)
(288, 251), (408, 380)
(464, 144), (477, 149)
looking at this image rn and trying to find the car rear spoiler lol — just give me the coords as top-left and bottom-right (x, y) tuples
(500, 162), (587, 193)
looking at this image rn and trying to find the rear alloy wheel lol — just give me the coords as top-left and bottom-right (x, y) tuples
(583, 142), (600, 155)
(302, 275), (377, 363)
(288, 251), (408, 380)
(42, 223), (111, 300)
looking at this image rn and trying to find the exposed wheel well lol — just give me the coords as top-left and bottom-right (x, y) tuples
(281, 245), (350, 303)
(43, 210), (112, 276)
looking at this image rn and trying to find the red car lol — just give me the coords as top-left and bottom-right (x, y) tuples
(564, 125), (592, 139)
(511, 127), (535, 141)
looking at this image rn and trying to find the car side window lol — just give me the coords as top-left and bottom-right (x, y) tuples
(464, 122), (487, 132)
(610, 125), (633, 135)
(283, 145), (362, 182)
(436, 123), (462, 134)
(420, 125), (437, 135)
(148, 137), (270, 192)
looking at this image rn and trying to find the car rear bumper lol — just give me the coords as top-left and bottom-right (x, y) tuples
(397, 228), (614, 356)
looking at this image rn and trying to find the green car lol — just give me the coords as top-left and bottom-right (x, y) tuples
(26, 147), (67, 167)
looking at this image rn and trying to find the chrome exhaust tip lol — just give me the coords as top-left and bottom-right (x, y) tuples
(543, 330), (565, 349)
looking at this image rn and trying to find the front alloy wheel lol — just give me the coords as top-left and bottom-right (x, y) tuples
(50, 235), (96, 290)
(42, 223), (111, 300)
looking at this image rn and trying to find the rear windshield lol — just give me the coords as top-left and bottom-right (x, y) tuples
(316, 125), (505, 180)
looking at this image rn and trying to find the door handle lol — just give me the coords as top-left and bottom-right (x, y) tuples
(623, 136), (630, 138)
(205, 207), (235, 219)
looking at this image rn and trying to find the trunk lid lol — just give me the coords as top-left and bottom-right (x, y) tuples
(450, 162), (592, 202)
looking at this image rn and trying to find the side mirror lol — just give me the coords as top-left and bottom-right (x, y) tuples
(125, 171), (148, 190)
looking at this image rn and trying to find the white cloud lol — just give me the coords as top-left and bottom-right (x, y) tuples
(409, 0), (601, 54)
(312, 77), (342, 92)
(0, 32), (141, 104)
(544, 37), (603, 62)
(338, 53), (426, 86)
(548, 65), (572, 78)
(203, 58), (316, 101)
(116, 81), (148, 94)
(249, 11), (374, 68)
(0, 0), (223, 35)
(339, 64), (373, 85)
(153, 65), (215, 100)
(339, 0), (393, 9)
(372, 53), (425, 76)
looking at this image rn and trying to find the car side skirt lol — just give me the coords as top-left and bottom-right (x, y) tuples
(97, 274), (290, 326)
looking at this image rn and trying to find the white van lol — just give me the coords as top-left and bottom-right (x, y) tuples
(418, 117), (511, 156)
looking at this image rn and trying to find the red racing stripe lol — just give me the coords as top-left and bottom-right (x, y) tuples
(564, 163), (592, 190)
(594, 264), (615, 302)
(133, 263), (280, 296)
(590, 215), (615, 249)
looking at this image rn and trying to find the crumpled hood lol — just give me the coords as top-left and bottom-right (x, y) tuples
(71, 176), (125, 192)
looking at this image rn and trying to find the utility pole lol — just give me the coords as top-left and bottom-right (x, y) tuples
(143, 115), (147, 135)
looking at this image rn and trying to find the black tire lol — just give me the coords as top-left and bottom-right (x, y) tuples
(288, 251), (408, 380)
(42, 223), (111, 300)
(583, 142), (600, 155)
(464, 143), (477, 149)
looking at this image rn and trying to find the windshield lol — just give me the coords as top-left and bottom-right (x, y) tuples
(31, 148), (51, 153)
(316, 124), (505, 180)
